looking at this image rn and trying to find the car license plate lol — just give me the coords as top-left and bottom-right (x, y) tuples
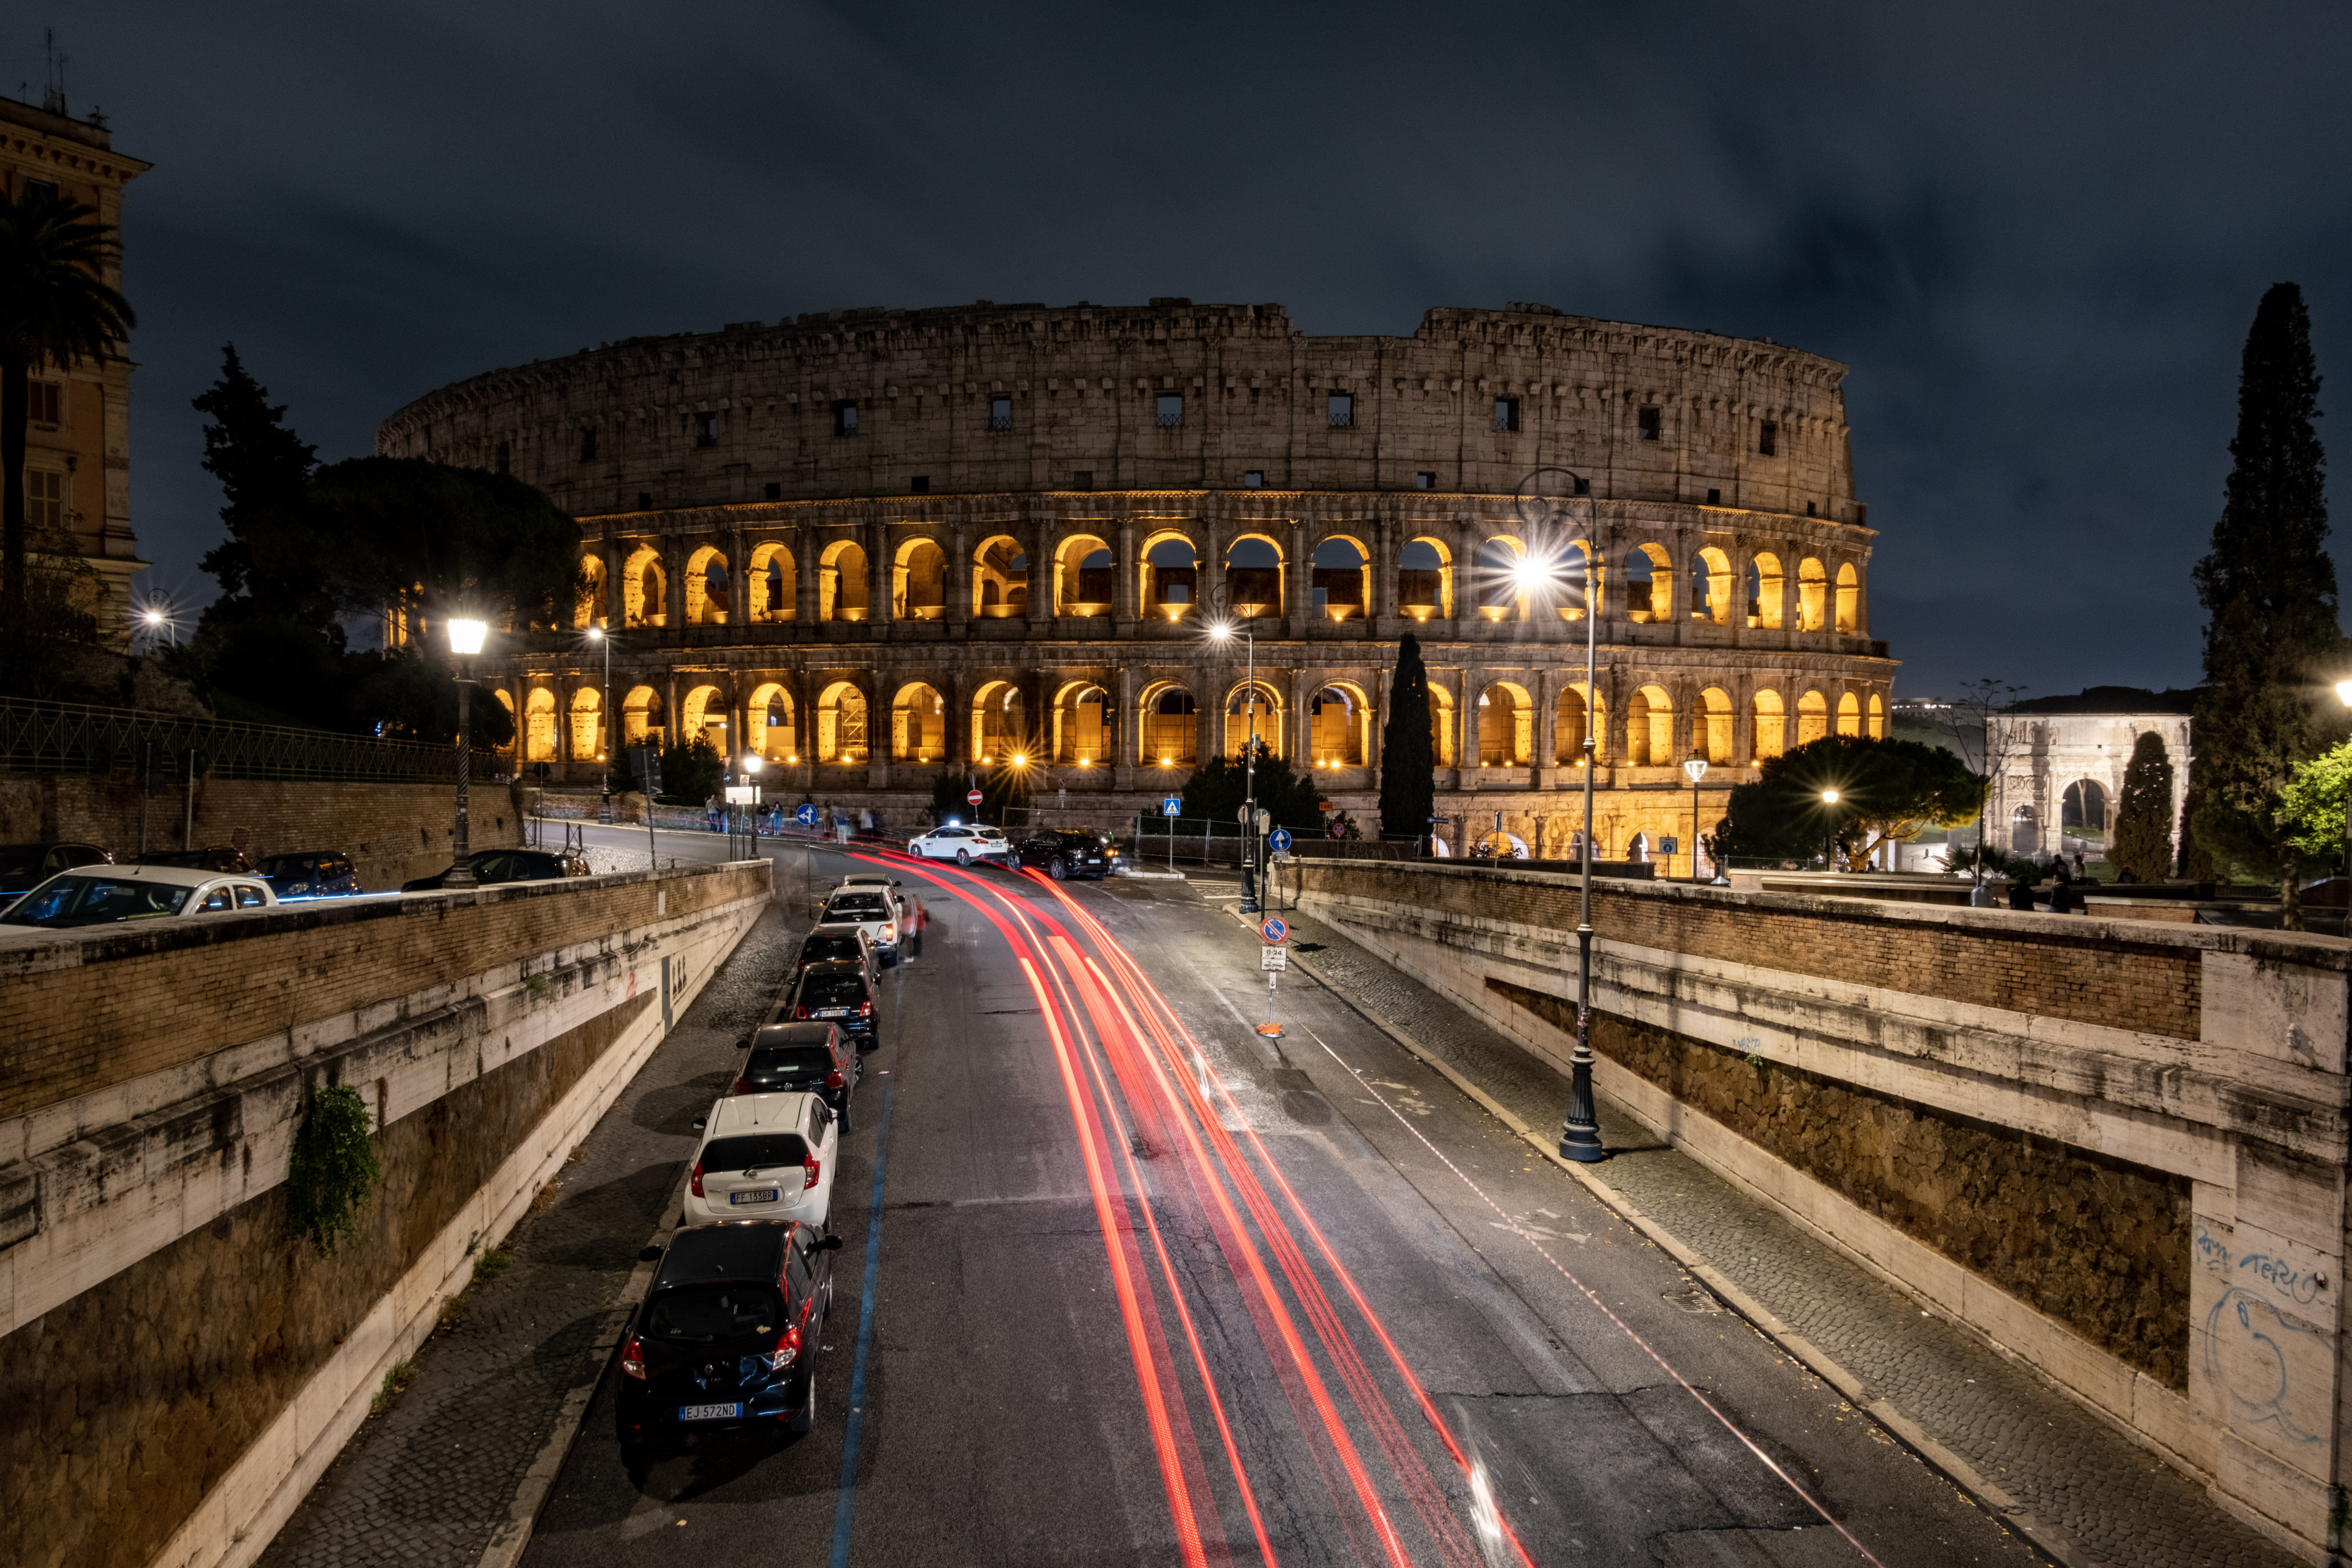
(730, 1189), (780, 1206)
(817, 1008), (848, 1018)
(679, 1402), (740, 1421)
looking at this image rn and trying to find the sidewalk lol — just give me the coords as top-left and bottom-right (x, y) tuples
(251, 905), (800, 1568)
(1267, 901), (2299, 1568)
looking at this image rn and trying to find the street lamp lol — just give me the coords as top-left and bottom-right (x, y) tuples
(586, 626), (613, 822)
(1513, 467), (1605, 1164)
(1206, 588), (1263, 912)
(1820, 787), (1841, 872)
(444, 617), (489, 888)
(1683, 754), (1710, 883)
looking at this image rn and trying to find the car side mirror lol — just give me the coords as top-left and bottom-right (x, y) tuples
(817, 1234), (845, 1251)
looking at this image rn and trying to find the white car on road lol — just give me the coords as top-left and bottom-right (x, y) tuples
(684, 1092), (839, 1230)
(905, 824), (1013, 866)
(0, 864), (278, 941)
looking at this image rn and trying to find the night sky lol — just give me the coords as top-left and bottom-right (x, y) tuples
(20, 3), (2351, 698)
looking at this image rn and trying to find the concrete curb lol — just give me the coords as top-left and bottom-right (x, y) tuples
(1242, 907), (2083, 1568)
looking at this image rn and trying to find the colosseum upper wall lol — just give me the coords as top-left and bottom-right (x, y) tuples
(379, 300), (1895, 872)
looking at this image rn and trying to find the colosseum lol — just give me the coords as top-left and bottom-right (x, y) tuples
(377, 299), (1895, 870)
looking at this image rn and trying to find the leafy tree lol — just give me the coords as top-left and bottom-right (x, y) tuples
(976, 759), (1033, 826)
(2109, 730), (2177, 882)
(1378, 633), (1435, 843)
(2276, 740), (2352, 868)
(929, 766), (977, 824)
(192, 344), (324, 631)
(2189, 282), (2343, 928)
(303, 457), (584, 632)
(341, 647), (517, 751)
(1713, 734), (1986, 870)
(2177, 783), (2215, 881)
(0, 185), (134, 621)
(1181, 740), (1323, 832)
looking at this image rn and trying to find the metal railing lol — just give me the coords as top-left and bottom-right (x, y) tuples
(0, 698), (498, 784)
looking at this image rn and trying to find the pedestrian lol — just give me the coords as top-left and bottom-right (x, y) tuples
(906, 892), (927, 959)
(2073, 850), (2087, 880)
(857, 806), (873, 836)
(706, 797), (722, 833)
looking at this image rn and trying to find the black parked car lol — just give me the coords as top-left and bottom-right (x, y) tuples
(0, 842), (110, 900)
(792, 924), (880, 985)
(782, 959), (880, 1051)
(1015, 829), (1117, 881)
(401, 848), (590, 892)
(617, 1220), (841, 1449)
(255, 850), (362, 899)
(733, 1022), (859, 1129)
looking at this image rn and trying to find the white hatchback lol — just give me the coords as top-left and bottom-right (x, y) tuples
(0, 864), (278, 941)
(684, 1092), (839, 1230)
(906, 824), (1013, 865)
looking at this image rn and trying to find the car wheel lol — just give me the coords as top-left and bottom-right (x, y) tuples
(955, 849), (971, 865)
(790, 1369), (817, 1435)
(1048, 857), (1067, 881)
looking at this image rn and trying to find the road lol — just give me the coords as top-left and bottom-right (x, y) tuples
(524, 824), (2038, 1566)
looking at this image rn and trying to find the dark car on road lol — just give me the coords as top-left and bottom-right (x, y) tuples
(732, 1021), (859, 1129)
(255, 850), (362, 899)
(791, 924), (880, 986)
(401, 848), (589, 892)
(617, 1220), (841, 1449)
(1015, 829), (1117, 881)
(782, 959), (880, 1051)
(0, 842), (110, 899)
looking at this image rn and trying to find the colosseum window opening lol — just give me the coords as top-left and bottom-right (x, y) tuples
(623, 687), (666, 748)
(1636, 407), (1661, 442)
(1836, 691), (1861, 737)
(1071, 471), (1093, 490)
(1055, 537), (1115, 618)
(695, 414), (718, 448)
(1473, 539), (1525, 621)
(1242, 470), (1264, 488)
(570, 688), (602, 760)
(1797, 690), (1829, 746)
(1143, 536), (1199, 619)
(1328, 393), (1355, 428)
(579, 427), (597, 462)
(1052, 683), (1108, 765)
(1493, 397), (1520, 433)
(817, 681), (868, 764)
(1627, 685), (1674, 767)
(1867, 692), (1886, 740)
(751, 543), (796, 621)
(893, 684), (947, 763)
(911, 475), (929, 494)
(895, 539), (947, 620)
(1224, 537), (1283, 618)
(524, 688), (557, 763)
(975, 537), (1028, 618)
(1752, 690), (1785, 761)
(1477, 684), (1532, 767)
(1416, 471), (1435, 490)
(1690, 547), (1732, 625)
(1143, 685), (1198, 767)
(1759, 421), (1777, 457)
(1705, 488), (1721, 505)
(1156, 394), (1184, 429)
(1748, 554), (1783, 630)
(1226, 683), (1282, 759)
(764, 482), (782, 500)
(988, 396), (1012, 431)
(751, 684), (797, 761)
(1624, 545), (1672, 623)
(834, 402), (858, 436)
(624, 548), (666, 627)
(1430, 686), (1457, 767)
(971, 681), (1026, 763)
(1312, 537), (1368, 619)
(1836, 562), (1858, 633)
(1399, 538), (1450, 620)
(686, 547), (731, 625)
(1797, 558), (1827, 632)
(1311, 685), (1369, 767)
(821, 540), (870, 621)
(1698, 688), (1734, 765)
(575, 556), (607, 628)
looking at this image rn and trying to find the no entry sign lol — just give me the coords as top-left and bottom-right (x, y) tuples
(967, 789), (984, 806)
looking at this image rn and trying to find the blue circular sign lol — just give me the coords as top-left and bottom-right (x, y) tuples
(1268, 828), (1293, 852)
(795, 804), (818, 828)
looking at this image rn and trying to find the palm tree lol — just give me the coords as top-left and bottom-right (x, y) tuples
(0, 185), (135, 621)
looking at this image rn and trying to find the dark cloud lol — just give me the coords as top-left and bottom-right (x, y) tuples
(24, 0), (2352, 696)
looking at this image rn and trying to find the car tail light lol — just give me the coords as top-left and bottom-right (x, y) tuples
(825, 1069), (844, 1089)
(732, 1078), (754, 1094)
(880, 923), (895, 942)
(858, 1000), (872, 1017)
(803, 1154), (821, 1190)
(621, 1335), (647, 1380)
(690, 1160), (705, 1198)
(795, 1005), (810, 1019)
(761, 1322), (803, 1372)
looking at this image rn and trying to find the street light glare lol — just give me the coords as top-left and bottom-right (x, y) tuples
(1822, 788), (1840, 804)
(446, 618), (489, 656)
(2336, 678), (2352, 707)
(586, 626), (604, 642)
(142, 608), (166, 626)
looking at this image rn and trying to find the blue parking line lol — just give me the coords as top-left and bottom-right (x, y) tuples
(827, 1069), (897, 1568)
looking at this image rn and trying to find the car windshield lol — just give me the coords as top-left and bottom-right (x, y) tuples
(747, 1046), (835, 1078)
(827, 894), (888, 919)
(643, 1282), (784, 1344)
(800, 933), (864, 963)
(2, 875), (191, 926)
(703, 1132), (811, 1171)
(798, 971), (868, 1007)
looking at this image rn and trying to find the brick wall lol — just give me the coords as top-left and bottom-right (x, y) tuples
(0, 773), (525, 891)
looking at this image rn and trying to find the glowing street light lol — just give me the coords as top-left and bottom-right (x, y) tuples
(443, 617), (489, 888)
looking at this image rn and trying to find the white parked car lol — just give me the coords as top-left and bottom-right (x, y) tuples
(905, 824), (1013, 865)
(684, 1092), (840, 1230)
(0, 864), (278, 937)
(816, 882), (904, 965)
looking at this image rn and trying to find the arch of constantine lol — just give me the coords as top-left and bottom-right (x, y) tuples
(377, 299), (1895, 873)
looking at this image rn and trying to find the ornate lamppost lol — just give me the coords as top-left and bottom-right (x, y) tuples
(444, 616), (489, 888)
(1206, 584), (1262, 913)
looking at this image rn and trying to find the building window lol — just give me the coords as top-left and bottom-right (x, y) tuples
(988, 396), (1013, 432)
(26, 470), (65, 530)
(636, 492), (653, 511)
(1242, 471), (1263, 488)
(1759, 421), (1777, 456)
(764, 482), (782, 501)
(494, 441), (510, 474)
(1806, 500), (1817, 516)
(696, 413), (719, 448)
(1071, 471), (1093, 490)
(579, 427), (598, 462)
(1493, 397), (1520, 433)
(24, 178), (57, 202)
(834, 402), (859, 437)
(1328, 393), (1354, 428)
(1416, 471), (1436, 490)
(27, 382), (62, 425)
(910, 475), (929, 494)
(1706, 488), (1721, 505)
(1155, 394), (1184, 429)
(1637, 406), (1661, 441)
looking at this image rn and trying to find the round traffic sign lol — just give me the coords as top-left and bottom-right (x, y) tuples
(1259, 915), (1288, 945)
(967, 789), (984, 806)
(795, 803), (817, 827)
(1268, 828), (1293, 853)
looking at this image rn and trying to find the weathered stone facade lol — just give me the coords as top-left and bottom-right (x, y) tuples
(1990, 710), (2195, 862)
(379, 300), (1895, 874)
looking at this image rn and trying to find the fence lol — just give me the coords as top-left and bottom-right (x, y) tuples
(0, 698), (497, 785)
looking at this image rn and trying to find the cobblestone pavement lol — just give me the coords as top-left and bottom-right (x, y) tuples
(1270, 901), (2300, 1568)
(254, 900), (805, 1568)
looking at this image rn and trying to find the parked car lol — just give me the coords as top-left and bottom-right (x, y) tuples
(255, 850), (362, 899)
(905, 824), (1013, 865)
(792, 923), (880, 985)
(401, 848), (589, 892)
(681, 1091), (840, 1230)
(134, 846), (252, 874)
(732, 1021), (859, 1129)
(0, 841), (111, 899)
(0, 864), (276, 931)
(782, 959), (881, 1050)
(815, 884), (902, 965)
(617, 1220), (841, 1447)
(1015, 829), (1118, 881)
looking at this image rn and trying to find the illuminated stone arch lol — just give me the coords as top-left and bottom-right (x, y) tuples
(819, 539), (870, 622)
(679, 684), (727, 754)
(523, 687), (558, 763)
(1836, 562), (1859, 634)
(1472, 536), (1528, 622)
(1797, 557), (1828, 632)
(1557, 539), (1601, 623)
(1476, 680), (1533, 766)
(1309, 681), (1372, 767)
(892, 681), (948, 763)
(1223, 535), (1286, 619)
(1836, 690), (1861, 737)
(1556, 683), (1607, 766)
(747, 681), (798, 762)
(1309, 534), (1370, 622)
(1050, 678), (1110, 764)
(1398, 536), (1453, 621)
(1627, 684), (1674, 766)
(894, 537), (947, 621)
(1140, 532), (1199, 622)
(1623, 543), (1673, 624)
(1747, 552), (1783, 630)
(622, 545), (666, 627)
(684, 544), (732, 625)
(969, 678), (1027, 762)
(621, 685), (666, 749)
(1867, 691), (1885, 740)
(1053, 533), (1115, 618)
(748, 541), (796, 622)
(1689, 546), (1732, 626)
(1751, 689), (1786, 761)
(1797, 689), (1829, 746)
(815, 680), (870, 764)
(1138, 681), (1198, 768)
(1428, 683), (1456, 768)
(973, 535), (1028, 619)
(2063, 779), (2109, 847)
(1224, 680), (1283, 758)
(1697, 687), (1734, 765)
(575, 554), (607, 628)
(569, 687), (602, 761)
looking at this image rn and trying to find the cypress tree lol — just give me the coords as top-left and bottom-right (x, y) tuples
(2189, 282), (2341, 927)
(1379, 633), (1435, 845)
(2109, 730), (2175, 882)
(193, 343), (322, 627)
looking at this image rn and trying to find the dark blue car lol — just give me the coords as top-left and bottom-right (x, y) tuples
(255, 851), (362, 899)
(0, 842), (111, 901)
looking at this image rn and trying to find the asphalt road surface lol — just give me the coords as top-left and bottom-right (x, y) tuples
(525, 830), (2039, 1566)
